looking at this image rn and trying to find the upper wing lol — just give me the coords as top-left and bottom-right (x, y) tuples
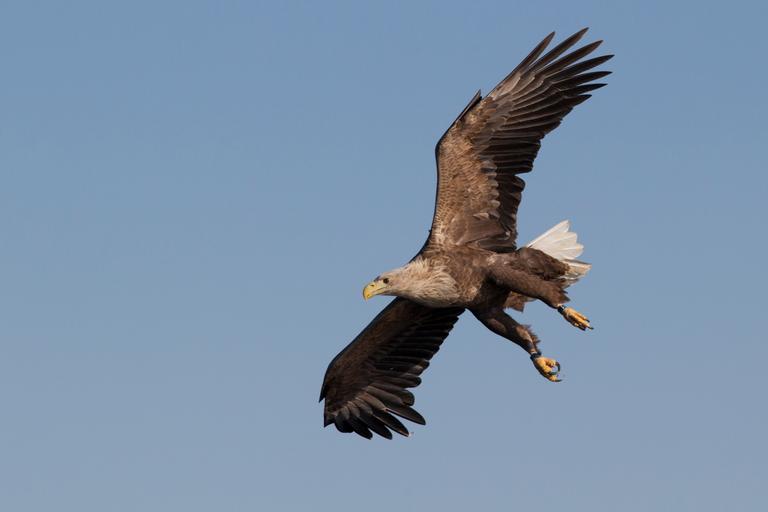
(426, 28), (612, 252)
(320, 298), (463, 439)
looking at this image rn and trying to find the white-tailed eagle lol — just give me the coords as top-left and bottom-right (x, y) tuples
(320, 29), (611, 439)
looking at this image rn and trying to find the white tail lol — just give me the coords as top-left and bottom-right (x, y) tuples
(526, 220), (591, 285)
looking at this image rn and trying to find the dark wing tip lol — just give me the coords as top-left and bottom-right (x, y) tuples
(348, 417), (374, 439)
(567, 27), (590, 45)
(388, 404), (427, 425)
(374, 409), (411, 437)
(324, 406), (415, 439)
(535, 31), (557, 56)
(579, 39), (604, 55)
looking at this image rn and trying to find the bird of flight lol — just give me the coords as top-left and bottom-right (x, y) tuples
(320, 29), (612, 439)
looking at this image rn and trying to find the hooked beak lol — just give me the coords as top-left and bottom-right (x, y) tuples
(363, 280), (387, 300)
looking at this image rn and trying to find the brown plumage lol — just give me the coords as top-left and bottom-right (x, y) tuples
(321, 29), (612, 439)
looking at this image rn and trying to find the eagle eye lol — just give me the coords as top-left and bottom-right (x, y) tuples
(382, 278), (390, 284)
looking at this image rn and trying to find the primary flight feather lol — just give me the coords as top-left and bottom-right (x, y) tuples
(320, 28), (612, 439)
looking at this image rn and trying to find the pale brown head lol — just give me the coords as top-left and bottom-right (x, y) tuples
(362, 259), (458, 303)
(362, 269), (406, 300)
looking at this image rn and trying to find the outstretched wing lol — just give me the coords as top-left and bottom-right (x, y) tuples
(320, 298), (463, 439)
(426, 28), (612, 253)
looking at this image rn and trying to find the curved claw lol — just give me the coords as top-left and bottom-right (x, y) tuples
(547, 361), (562, 382)
(548, 361), (561, 376)
(560, 307), (593, 331)
(532, 356), (563, 383)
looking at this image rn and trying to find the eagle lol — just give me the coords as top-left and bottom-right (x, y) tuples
(320, 29), (612, 439)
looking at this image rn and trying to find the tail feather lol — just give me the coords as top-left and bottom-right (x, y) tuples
(505, 220), (591, 311)
(526, 220), (591, 285)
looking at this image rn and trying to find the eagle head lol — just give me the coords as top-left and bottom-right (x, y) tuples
(363, 259), (457, 303)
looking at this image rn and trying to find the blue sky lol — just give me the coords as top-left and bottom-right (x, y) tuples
(1, 1), (766, 510)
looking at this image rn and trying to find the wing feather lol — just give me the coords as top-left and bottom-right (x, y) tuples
(320, 298), (463, 439)
(425, 28), (612, 253)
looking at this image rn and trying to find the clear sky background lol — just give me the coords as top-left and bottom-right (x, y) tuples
(1, 1), (766, 510)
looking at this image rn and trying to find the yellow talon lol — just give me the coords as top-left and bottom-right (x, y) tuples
(560, 306), (593, 331)
(532, 355), (562, 382)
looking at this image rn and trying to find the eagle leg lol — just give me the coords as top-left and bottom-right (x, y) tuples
(557, 305), (593, 331)
(470, 307), (562, 382)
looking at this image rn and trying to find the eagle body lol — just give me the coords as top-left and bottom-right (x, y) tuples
(393, 247), (568, 310)
(321, 29), (612, 439)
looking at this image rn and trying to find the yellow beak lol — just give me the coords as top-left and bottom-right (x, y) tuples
(363, 280), (387, 300)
